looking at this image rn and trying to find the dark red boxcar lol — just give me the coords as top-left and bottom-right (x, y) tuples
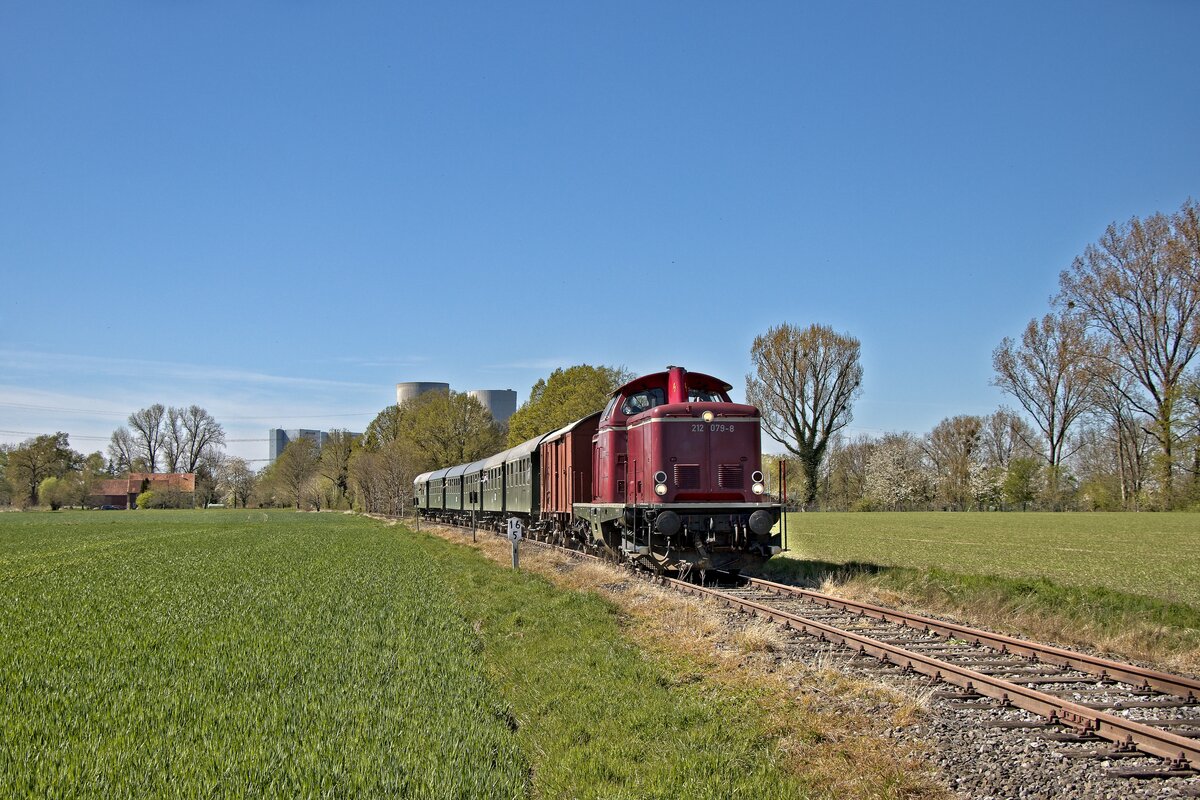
(539, 411), (600, 518)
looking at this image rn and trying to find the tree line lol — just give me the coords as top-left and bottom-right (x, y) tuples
(5, 200), (1194, 514)
(0, 404), (236, 509)
(757, 199), (1200, 511)
(254, 366), (631, 514)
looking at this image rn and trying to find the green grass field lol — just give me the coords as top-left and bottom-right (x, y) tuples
(1, 511), (818, 799)
(777, 512), (1200, 606)
(766, 512), (1200, 668)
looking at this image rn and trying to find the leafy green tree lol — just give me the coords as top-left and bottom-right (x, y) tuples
(746, 322), (863, 509)
(7, 433), (80, 508)
(362, 405), (404, 452)
(506, 364), (631, 446)
(1003, 457), (1042, 510)
(402, 391), (503, 471)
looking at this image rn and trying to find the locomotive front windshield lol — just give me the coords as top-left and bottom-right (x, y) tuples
(617, 385), (731, 415)
(688, 388), (729, 402)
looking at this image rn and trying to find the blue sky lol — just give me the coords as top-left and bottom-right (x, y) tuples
(3, 2), (1198, 464)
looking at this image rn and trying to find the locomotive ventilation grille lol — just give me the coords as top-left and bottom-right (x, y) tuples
(717, 464), (744, 488)
(673, 464), (701, 489)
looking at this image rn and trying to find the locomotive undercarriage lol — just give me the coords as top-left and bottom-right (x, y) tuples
(574, 503), (782, 579)
(419, 503), (781, 582)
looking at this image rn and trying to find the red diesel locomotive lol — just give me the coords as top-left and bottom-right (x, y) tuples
(415, 366), (783, 575)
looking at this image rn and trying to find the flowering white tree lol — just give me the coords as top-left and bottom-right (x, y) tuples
(864, 434), (929, 510)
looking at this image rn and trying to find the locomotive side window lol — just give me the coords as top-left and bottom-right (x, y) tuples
(620, 388), (665, 415)
(601, 396), (618, 421)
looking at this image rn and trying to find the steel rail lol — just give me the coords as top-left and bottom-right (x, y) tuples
(746, 576), (1200, 702)
(663, 575), (1198, 769)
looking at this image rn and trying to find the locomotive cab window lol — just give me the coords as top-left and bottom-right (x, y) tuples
(620, 388), (665, 415)
(688, 388), (729, 402)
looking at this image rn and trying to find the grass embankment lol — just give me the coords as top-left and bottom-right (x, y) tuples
(0, 511), (943, 799)
(769, 512), (1200, 672)
(421, 522), (942, 800)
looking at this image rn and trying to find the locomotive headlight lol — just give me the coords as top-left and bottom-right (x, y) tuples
(752, 482), (765, 495)
(655, 483), (668, 496)
(653, 470), (668, 497)
(701, 410), (715, 422)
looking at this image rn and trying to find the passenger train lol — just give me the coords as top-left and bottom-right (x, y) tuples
(414, 366), (783, 575)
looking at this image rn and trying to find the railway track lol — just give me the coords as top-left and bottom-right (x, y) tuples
(703, 577), (1200, 776)
(426, 518), (1200, 794)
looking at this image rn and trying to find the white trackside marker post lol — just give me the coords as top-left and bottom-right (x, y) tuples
(507, 517), (523, 569)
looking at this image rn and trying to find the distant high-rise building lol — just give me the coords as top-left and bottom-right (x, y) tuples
(268, 429), (361, 463)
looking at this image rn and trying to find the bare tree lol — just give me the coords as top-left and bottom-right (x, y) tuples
(818, 434), (876, 511)
(924, 415), (984, 510)
(218, 457), (257, 508)
(1056, 199), (1200, 504)
(126, 404), (167, 473)
(746, 322), (863, 508)
(980, 408), (1039, 469)
(162, 407), (185, 473)
(992, 312), (1096, 473)
(1090, 370), (1152, 509)
(319, 429), (357, 508)
(349, 438), (420, 515)
(107, 427), (138, 473)
(273, 437), (320, 510)
(177, 405), (225, 473)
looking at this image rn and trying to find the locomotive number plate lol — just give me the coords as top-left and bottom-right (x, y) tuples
(692, 423), (736, 432)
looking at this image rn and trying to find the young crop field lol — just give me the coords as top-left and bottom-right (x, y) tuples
(769, 512), (1200, 670)
(776, 512), (1200, 607)
(3, 511), (903, 799)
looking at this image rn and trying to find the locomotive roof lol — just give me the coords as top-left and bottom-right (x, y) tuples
(611, 369), (732, 397)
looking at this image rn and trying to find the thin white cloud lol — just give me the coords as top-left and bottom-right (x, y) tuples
(0, 349), (381, 392)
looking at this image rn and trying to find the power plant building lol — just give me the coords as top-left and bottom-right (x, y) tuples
(468, 389), (517, 426)
(395, 381), (516, 426)
(395, 382), (450, 405)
